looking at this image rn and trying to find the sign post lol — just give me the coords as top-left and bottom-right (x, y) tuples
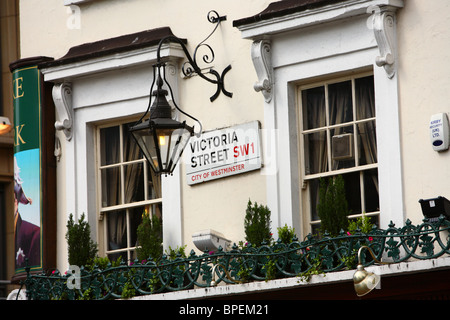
(185, 121), (262, 185)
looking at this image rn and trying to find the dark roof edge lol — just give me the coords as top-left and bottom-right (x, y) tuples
(233, 0), (350, 28)
(9, 56), (54, 72)
(40, 27), (186, 69)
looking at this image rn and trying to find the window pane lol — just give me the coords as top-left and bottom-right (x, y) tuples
(310, 173), (361, 220)
(331, 125), (355, 170)
(342, 172), (361, 216)
(364, 169), (379, 213)
(107, 252), (128, 263)
(149, 202), (163, 220)
(129, 206), (144, 250)
(123, 121), (143, 162)
(304, 131), (328, 174)
(358, 121), (377, 165)
(328, 80), (353, 125)
(101, 167), (121, 207)
(107, 210), (127, 251)
(311, 224), (321, 237)
(349, 214), (379, 231)
(147, 162), (162, 199)
(124, 162), (144, 203)
(302, 86), (326, 130)
(309, 178), (320, 222)
(355, 76), (375, 121)
(100, 126), (120, 166)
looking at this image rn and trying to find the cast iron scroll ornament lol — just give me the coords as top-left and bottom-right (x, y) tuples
(157, 10), (232, 102)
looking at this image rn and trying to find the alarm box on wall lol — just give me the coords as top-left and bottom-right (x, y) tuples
(429, 113), (449, 152)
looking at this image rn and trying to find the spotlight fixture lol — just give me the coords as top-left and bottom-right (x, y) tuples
(353, 245), (390, 297)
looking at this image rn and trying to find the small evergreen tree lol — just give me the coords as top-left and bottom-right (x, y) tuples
(348, 214), (375, 234)
(244, 199), (272, 247)
(66, 213), (98, 266)
(136, 209), (163, 261)
(317, 175), (349, 237)
(277, 224), (296, 244)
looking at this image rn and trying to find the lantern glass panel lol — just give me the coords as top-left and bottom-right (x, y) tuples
(131, 126), (160, 173)
(131, 120), (194, 174)
(155, 126), (192, 173)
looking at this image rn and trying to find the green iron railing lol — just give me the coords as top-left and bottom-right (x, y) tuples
(22, 216), (450, 300)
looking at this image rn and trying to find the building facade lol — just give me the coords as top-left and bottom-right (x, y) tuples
(2, 0), (450, 299)
(0, 0), (19, 298)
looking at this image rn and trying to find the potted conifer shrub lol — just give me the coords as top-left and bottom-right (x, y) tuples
(317, 175), (349, 237)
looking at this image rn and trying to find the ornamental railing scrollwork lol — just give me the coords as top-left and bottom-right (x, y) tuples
(21, 216), (450, 300)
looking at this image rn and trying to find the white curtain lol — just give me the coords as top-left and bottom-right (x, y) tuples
(101, 126), (126, 253)
(303, 86), (327, 175)
(356, 77), (377, 164)
(356, 76), (378, 192)
(329, 80), (353, 170)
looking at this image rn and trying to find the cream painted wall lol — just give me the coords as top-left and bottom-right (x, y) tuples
(19, 0), (269, 64)
(20, 0), (450, 260)
(19, 0), (273, 256)
(397, 0), (450, 225)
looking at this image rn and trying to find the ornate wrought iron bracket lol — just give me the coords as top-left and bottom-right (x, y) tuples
(157, 10), (232, 102)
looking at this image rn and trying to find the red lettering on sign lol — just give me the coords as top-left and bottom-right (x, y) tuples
(234, 143), (254, 158)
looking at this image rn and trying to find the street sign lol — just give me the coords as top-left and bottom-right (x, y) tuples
(185, 121), (262, 185)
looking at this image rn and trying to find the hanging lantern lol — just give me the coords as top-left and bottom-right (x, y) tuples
(130, 69), (194, 175)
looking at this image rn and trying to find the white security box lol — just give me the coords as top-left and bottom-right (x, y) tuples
(429, 113), (449, 152)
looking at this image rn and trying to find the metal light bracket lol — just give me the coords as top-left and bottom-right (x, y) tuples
(160, 10), (232, 102)
(130, 11), (232, 175)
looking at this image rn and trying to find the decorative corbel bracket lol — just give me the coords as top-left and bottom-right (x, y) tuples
(251, 40), (273, 102)
(371, 6), (397, 79)
(52, 82), (73, 141)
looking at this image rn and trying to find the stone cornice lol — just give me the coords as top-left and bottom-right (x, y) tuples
(234, 0), (403, 39)
(40, 27), (186, 82)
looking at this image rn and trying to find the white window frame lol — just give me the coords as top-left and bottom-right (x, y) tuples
(41, 42), (186, 266)
(298, 72), (380, 232)
(236, 0), (405, 238)
(96, 121), (162, 262)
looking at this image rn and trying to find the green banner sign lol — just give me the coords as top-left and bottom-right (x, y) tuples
(12, 65), (42, 275)
(13, 66), (41, 152)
